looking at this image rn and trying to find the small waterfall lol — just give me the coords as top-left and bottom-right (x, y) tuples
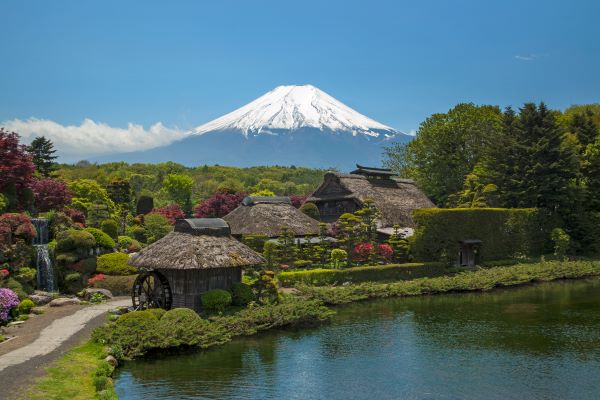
(31, 218), (55, 292)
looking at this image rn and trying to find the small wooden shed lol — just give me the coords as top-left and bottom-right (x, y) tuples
(458, 239), (482, 269)
(128, 218), (264, 312)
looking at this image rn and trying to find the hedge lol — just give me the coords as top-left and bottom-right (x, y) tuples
(410, 208), (550, 263)
(278, 262), (448, 287)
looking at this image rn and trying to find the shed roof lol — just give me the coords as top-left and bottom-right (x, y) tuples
(128, 218), (264, 270)
(350, 164), (397, 177)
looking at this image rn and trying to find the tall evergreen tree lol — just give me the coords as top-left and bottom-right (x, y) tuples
(569, 110), (599, 148)
(27, 136), (57, 177)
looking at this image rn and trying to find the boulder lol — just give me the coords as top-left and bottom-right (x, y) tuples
(29, 292), (53, 305)
(82, 288), (113, 301)
(49, 297), (81, 307)
(105, 355), (118, 367)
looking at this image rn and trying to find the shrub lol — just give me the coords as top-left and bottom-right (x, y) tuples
(4, 278), (28, 299)
(65, 272), (81, 282)
(117, 236), (141, 252)
(71, 257), (97, 274)
(330, 249), (347, 269)
(15, 267), (36, 284)
(354, 243), (375, 263)
(157, 308), (209, 347)
(126, 226), (147, 243)
(150, 204), (185, 225)
(410, 208), (548, 263)
(143, 213), (172, 243)
(96, 253), (136, 275)
(17, 298), (35, 314)
(378, 243), (394, 262)
(136, 195), (154, 216)
(278, 262), (448, 287)
(0, 213), (36, 244)
(92, 275), (137, 296)
(230, 283), (254, 306)
(85, 228), (115, 249)
(56, 229), (96, 252)
(299, 202), (320, 220)
(0, 288), (19, 323)
(201, 289), (232, 312)
(100, 219), (119, 240)
(102, 310), (162, 359)
(88, 273), (106, 287)
(551, 228), (570, 258)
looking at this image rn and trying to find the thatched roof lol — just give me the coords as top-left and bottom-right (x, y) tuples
(307, 172), (435, 228)
(223, 196), (321, 237)
(128, 218), (264, 270)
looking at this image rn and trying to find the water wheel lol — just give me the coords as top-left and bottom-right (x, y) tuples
(132, 271), (172, 310)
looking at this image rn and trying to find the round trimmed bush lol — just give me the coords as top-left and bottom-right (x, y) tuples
(110, 310), (162, 358)
(201, 289), (232, 312)
(56, 229), (96, 252)
(100, 219), (119, 240)
(96, 253), (136, 275)
(157, 308), (208, 347)
(230, 283), (254, 306)
(299, 202), (320, 220)
(17, 298), (35, 314)
(117, 236), (141, 252)
(85, 228), (115, 249)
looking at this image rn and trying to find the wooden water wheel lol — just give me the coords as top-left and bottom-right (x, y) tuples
(131, 271), (172, 310)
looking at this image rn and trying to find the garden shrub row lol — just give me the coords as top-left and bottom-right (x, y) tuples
(410, 208), (550, 263)
(296, 260), (600, 305)
(93, 299), (333, 360)
(278, 262), (448, 287)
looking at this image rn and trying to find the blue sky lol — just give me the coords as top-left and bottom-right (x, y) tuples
(1, 0), (599, 158)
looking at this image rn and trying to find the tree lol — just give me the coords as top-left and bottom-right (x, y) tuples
(447, 173), (498, 208)
(194, 192), (246, 218)
(150, 204), (185, 225)
(27, 136), (57, 177)
(144, 213), (172, 243)
(162, 174), (193, 212)
(30, 178), (73, 212)
(569, 110), (599, 148)
(67, 179), (115, 216)
(383, 103), (502, 205)
(106, 178), (132, 206)
(0, 129), (36, 210)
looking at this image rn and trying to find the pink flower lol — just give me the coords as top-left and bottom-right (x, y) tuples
(0, 269), (9, 279)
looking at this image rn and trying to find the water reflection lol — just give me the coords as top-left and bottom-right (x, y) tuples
(116, 278), (600, 400)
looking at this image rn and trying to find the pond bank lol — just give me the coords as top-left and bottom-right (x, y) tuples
(15, 260), (600, 399)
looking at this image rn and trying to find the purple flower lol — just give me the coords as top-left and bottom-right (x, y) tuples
(0, 288), (20, 322)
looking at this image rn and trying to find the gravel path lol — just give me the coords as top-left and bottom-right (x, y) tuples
(0, 298), (130, 398)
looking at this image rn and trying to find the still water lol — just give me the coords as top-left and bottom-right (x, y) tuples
(115, 279), (600, 400)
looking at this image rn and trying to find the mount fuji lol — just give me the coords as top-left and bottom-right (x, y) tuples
(100, 85), (411, 171)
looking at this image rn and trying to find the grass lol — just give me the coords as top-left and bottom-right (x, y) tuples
(296, 260), (600, 305)
(18, 340), (117, 400)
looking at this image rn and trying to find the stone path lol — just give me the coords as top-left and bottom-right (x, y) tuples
(0, 298), (130, 373)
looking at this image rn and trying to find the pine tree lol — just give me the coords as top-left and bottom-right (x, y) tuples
(570, 110), (599, 148)
(27, 136), (57, 177)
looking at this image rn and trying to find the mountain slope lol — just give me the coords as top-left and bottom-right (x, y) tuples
(98, 85), (411, 171)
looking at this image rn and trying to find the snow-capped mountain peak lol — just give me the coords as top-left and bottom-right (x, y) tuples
(191, 84), (401, 138)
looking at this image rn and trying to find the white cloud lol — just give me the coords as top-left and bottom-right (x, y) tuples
(514, 54), (539, 61)
(1, 118), (186, 162)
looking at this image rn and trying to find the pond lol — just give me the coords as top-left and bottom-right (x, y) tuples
(115, 279), (600, 400)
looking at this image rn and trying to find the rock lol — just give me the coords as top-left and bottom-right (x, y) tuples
(108, 306), (128, 315)
(82, 288), (113, 301)
(29, 292), (53, 305)
(49, 297), (81, 307)
(105, 355), (118, 367)
(31, 307), (45, 315)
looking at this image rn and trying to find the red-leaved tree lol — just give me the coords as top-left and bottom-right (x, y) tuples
(0, 213), (36, 245)
(290, 195), (308, 208)
(194, 192), (246, 218)
(150, 203), (185, 225)
(0, 129), (36, 209)
(30, 179), (72, 212)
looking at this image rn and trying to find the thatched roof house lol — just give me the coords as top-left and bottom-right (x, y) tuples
(307, 165), (435, 230)
(223, 196), (321, 238)
(128, 218), (264, 311)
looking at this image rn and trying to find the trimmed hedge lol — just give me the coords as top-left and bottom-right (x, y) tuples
(278, 262), (447, 287)
(410, 208), (549, 263)
(96, 253), (137, 276)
